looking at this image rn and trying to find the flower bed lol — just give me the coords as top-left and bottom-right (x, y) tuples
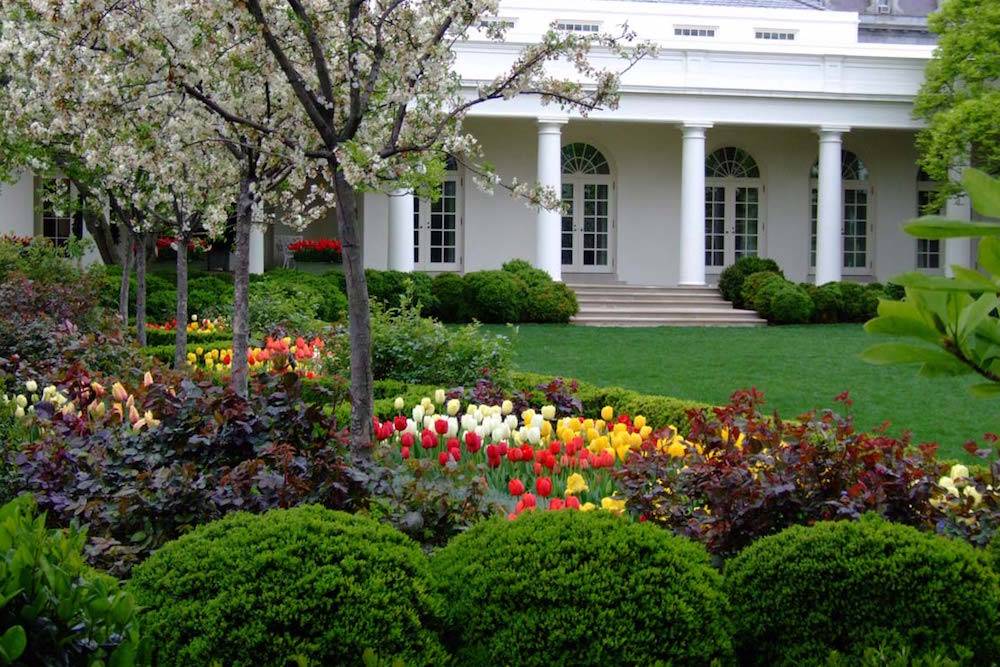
(288, 238), (342, 263)
(184, 335), (330, 380)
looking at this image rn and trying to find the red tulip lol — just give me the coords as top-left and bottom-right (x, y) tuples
(508, 447), (522, 463)
(438, 451), (449, 466)
(520, 444), (533, 460)
(521, 492), (537, 508)
(486, 444), (498, 459)
(464, 431), (482, 453)
(535, 477), (552, 498)
(421, 431), (437, 449)
(446, 437), (460, 451)
(488, 454), (501, 468)
(565, 495), (581, 510)
(401, 432), (415, 448)
(496, 442), (509, 457)
(549, 498), (565, 511)
(401, 447), (411, 459)
(549, 442), (561, 455)
(542, 453), (556, 470)
(434, 419), (449, 435)
(508, 478), (525, 496)
(394, 415), (408, 432)
(533, 462), (542, 476)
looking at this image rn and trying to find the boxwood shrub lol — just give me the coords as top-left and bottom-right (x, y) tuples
(719, 255), (784, 307)
(725, 516), (1000, 666)
(766, 283), (814, 324)
(129, 506), (447, 667)
(462, 270), (528, 323)
(741, 271), (786, 315)
(431, 511), (732, 666)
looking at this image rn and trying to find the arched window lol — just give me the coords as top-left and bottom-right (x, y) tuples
(809, 150), (871, 272)
(561, 143), (614, 271)
(561, 142), (611, 175)
(706, 147), (760, 179)
(916, 168), (942, 271)
(704, 147), (763, 269)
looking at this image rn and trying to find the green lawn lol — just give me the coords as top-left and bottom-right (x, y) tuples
(480, 323), (997, 460)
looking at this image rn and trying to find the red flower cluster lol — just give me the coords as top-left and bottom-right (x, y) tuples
(0, 234), (33, 247)
(287, 238), (343, 262)
(156, 236), (211, 253)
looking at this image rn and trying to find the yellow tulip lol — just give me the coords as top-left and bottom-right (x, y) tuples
(667, 440), (686, 458)
(595, 419), (606, 433)
(601, 405), (614, 421)
(633, 415), (646, 430)
(580, 502), (596, 512)
(565, 473), (589, 495)
(639, 425), (652, 439)
(601, 497), (626, 514)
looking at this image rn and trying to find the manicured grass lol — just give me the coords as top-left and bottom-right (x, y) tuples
(480, 323), (997, 460)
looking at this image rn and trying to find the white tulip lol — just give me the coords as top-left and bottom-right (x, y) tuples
(501, 400), (513, 415)
(446, 417), (458, 438)
(541, 405), (556, 420)
(15, 395), (27, 409)
(14, 406), (25, 419)
(393, 396), (405, 411)
(504, 415), (518, 430)
(412, 405), (425, 423)
(526, 427), (541, 445)
(446, 398), (461, 416)
(434, 389), (446, 405)
(24, 380), (37, 393)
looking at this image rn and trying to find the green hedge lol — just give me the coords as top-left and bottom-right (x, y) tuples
(719, 256), (784, 308)
(725, 516), (1000, 666)
(430, 511), (732, 666)
(143, 329), (230, 347)
(129, 506), (447, 666)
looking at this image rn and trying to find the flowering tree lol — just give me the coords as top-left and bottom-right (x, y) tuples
(212, 0), (651, 453)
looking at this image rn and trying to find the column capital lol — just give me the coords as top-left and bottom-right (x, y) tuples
(537, 115), (569, 128)
(816, 125), (850, 139)
(680, 122), (713, 137)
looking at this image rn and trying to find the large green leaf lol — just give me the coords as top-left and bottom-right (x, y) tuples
(891, 271), (992, 293)
(861, 343), (969, 375)
(864, 316), (941, 343)
(978, 237), (1000, 276)
(0, 625), (26, 663)
(904, 217), (1000, 239)
(951, 266), (998, 290)
(963, 167), (1000, 218)
(969, 382), (1000, 398)
(958, 293), (999, 346)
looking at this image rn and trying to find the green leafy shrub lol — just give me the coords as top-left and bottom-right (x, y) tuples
(129, 506), (446, 667)
(252, 269), (347, 323)
(143, 328), (230, 347)
(741, 270), (787, 317)
(809, 283), (844, 323)
(188, 274), (234, 318)
(431, 511), (732, 666)
(430, 272), (468, 322)
(719, 256), (784, 307)
(837, 281), (881, 322)
(501, 258), (551, 289)
(884, 281), (906, 300)
(358, 299), (512, 386)
(990, 532), (1000, 572)
(248, 277), (325, 335)
(0, 496), (148, 665)
(463, 270), (527, 323)
(767, 283), (814, 324)
(144, 288), (177, 323)
(725, 516), (1000, 666)
(361, 269), (437, 314)
(522, 281), (578, 323)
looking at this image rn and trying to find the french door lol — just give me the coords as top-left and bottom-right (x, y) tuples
(705, 180), (763, 270)
(809, 181), (873, 274)
(413, 174), (463, 271)
(561, 178), (614, 272)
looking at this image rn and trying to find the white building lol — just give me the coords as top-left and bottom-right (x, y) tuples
(2, 0), (971, 294)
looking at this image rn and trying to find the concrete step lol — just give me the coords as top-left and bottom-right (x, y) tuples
(566, 282), (766, 327)
(575, 295), (730, 306)
(571, 315), (765, 327)
(573, 306), (762, 319)
(567, 284), (719, 294)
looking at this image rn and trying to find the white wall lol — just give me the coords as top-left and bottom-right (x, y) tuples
(0, 171), (34, 237)
(361, 118), (925, 286)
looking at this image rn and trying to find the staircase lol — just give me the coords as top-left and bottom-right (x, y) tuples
(567, 282), (765, 327)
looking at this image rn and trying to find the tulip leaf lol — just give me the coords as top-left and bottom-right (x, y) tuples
(963, 167), (1000, 218)
(969, 382), (1000, 398)
(904, 217), (1000, 239)
(861, 343), (969, 376)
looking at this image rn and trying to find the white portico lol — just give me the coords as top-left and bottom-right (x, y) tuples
(364, 0), (962, 289)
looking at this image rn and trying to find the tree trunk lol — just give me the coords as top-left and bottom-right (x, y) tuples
(117, 226), (132, 326)
(230, 177), (254, 397)
(135, 232), (148, 347)
(174, 232), (189, 368)
(331, 167), (373, 457)
(85, 213), (121, 265)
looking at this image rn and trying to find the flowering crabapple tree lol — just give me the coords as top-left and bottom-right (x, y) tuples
(211, 0), (653, 453)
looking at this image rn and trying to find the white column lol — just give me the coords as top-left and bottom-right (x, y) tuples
(944, 166), (973, 277)
(249, 224), (265, 275)
(536, 116), (568, 281)
(815, 126), (848, 285)
(388, 189), (415, 271)
(679, 123), (712, 286)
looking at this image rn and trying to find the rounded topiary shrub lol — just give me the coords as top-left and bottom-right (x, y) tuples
(431, 511), (732, 666)
(766, 283), (814, 324)
(725, 516), (1000, 666)
(430, 272), (469, 322)
(810, 282), (844, 323)
(463, 270), (527, 323)
(502, 258), (552, 289)
(719, 256), (784, 307)
(837, 281), (880, 322)
(741, 271), (787, 316)
(130, 505), (447, 667)
(523, 281), (579, 323)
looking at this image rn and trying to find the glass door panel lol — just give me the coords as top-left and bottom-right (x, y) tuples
(705, 186), (726, 268)
(734, 187), (759, 261)
(843, 188), (867, 269)
(561, 183), (574, 266)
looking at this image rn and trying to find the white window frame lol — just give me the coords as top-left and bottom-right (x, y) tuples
(478, 17), (516, 31)
(39, 177), (76, 247)
(413, 164), (464, 272)
(916, 176), (943, 273)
